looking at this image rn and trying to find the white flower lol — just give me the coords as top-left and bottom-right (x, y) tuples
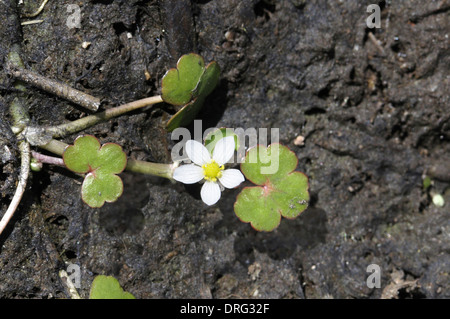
(173, 136), (245, 206)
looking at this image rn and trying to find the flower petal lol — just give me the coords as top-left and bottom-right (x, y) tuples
(173, 164), (204, 184)
(212, 136), (235, 166)
(219, 169), (245, 189)
(200, 181), (221, 206)
(185, 140), (211, 166)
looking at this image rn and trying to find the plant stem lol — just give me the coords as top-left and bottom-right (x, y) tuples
(40, 139), (67, 156)
(31, 151), (64, 167)
(43, 95), (163, 139)
(0, 140), (30, 236)
(126, 159), (176, 180)
(1, 38), (31, 237)
(21, 0), (49, 18)
(9, 96), (30, 129)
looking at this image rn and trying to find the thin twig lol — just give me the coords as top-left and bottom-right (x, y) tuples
(0, 140), (30, 236)
(20, 19), (44, 26)
(10, 68), (101, 112)
(59, 269), (81, 299)
(368, 32), (386, 56)
(21, 0), (50, 18)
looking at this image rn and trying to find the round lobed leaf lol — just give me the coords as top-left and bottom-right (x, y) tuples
(163, 54), (221, 132)
(161, 53), (205, 106)
(265, 172), (309, 219)
(234, 143), (309, 232)
(82, 172), (124, 208)
(63, 135), (101, 174)
(234, 186), (281, 232)
(241, 144), (298, 185)
(94, 143), (127, 175)
(63, 135), (127, 208)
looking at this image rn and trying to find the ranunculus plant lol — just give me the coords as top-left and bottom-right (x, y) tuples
(3, 52), (309, 237)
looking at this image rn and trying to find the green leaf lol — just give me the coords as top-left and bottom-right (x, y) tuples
(63, 135), (127, 208)
(89, 275), (135, 299)
(204, 128), (240, 153)
(82, 172), (124, 208)
(234, 187), (281, 231)
(161, 53), (205, 106)
(95, 143), (128, 174)
(234, 144), (309, 232)
(162, 54), (220, 132)
(63, 135), (101, 174)
(240, 144), (298, 185)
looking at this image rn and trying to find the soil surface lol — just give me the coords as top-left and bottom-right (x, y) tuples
(0, 0), (449, 299)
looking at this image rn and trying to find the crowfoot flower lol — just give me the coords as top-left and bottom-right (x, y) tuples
(173, 136), (245, 205)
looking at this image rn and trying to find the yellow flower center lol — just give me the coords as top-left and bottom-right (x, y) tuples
(202, 160), (224, 182)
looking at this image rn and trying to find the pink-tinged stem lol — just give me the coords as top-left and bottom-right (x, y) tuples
(31, 151), (65, 166)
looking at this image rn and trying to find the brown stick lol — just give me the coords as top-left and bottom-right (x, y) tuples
(10, 68), (101, 112)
